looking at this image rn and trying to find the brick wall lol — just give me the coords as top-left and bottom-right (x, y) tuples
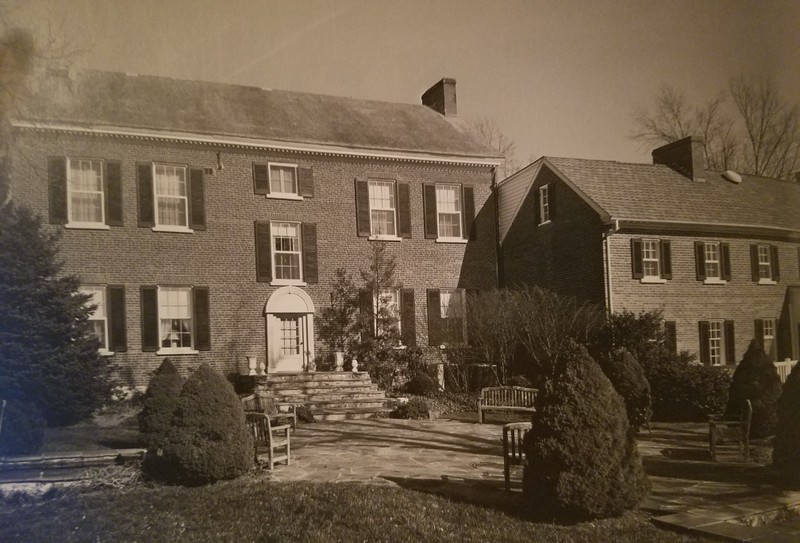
(10, 129), (497, 387)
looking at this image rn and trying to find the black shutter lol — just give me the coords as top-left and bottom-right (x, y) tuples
(631, 238), (643, 279)
(105, 161), (123, 226)
(777, 317), (791, 361)
(423, 184), (438, 239)
(695, 242), (707, 281)
(698, 321), (710, 365)
(189, 167), (206, 230)
(302, 223), (318, 284)
(750, 245), (760, 281)
(400, 288), (416, 347)
(107, 285), (127, 352)
(547, 183), (555, 221)
(253, 164), (269, 195)
(720, 243), (731, 281)
(664, 321), (677, 354)
(141, 286), (159, 352)
(771, 245), (780, 281)
(462, 185), (476, 240)
(754, 319), (765, 350)
(48, 157), (67, 224)
(193, 287), (211, 351)
(427, 289), (442, 346)
(724, 320), (736, 364)
(255, 221), (272, 282)
(533, 185), (541, 224)
(137, 163), (155, 227)
(397, 182), (411, 238)
(359, 289), (374, 339)
(298, 166), (314, 197)
(355, 179), (371, 237)
(660, 240), (672, 280)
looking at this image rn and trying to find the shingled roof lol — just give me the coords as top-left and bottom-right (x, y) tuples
(19, 68), (500, 161)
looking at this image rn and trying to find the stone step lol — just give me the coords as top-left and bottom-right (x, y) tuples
(295, 398), (389, 410)
(313, 406), (394, 421)
(266, 383), (379, 395)
(263, 372), (371, 383)
(273, 391), (387, 403)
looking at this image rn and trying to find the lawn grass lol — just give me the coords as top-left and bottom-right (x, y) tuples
(0, 479), (714, 543)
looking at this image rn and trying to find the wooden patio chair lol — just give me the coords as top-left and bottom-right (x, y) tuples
(502, 421), (532, 492)
(245, 412), (291, 470)
(241, 392), (298, 429)
(708, 399), (752, 462)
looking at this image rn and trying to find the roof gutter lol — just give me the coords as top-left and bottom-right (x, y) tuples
(611, 218), (800, 242)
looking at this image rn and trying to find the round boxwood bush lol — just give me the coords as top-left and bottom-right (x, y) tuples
(161, 363), (253, 484)
(0, 398), (46, 455)
(522, 342), (649, 520)
(139, 358), (184, 451)
(772, 367), (800, 485)
(393, 397), (430, 419)
(404, 373), (438, 396)
(595, 348), (651, 431)
(725, 341), (782, 439)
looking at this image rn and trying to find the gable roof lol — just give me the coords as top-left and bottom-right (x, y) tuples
(18, 68), (501, 162)
(543, 156), (800, 234)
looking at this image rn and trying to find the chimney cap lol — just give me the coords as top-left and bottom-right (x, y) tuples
(421, 78), (457, 116)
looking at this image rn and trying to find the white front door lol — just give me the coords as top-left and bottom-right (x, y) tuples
(268, 313), (307, 373)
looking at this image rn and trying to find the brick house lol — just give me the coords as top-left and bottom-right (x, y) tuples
(498, 136), (800, 369)
(8, 68), (501, 390)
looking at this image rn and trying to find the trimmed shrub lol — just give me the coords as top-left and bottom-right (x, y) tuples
(522, 342), (649, 519)
(138, 358), (184, 451)
(595, 348), (651, 431)
(773, 367), (800, 485)
(393, 397), (430, 419)
(404, 373), (438, 396)
(0, 398), (46, 455)
(161, 363), (253, 484)
(295, 405), (316, 424)
(725, 341), (782, 438)
(507, 374), (532, 388)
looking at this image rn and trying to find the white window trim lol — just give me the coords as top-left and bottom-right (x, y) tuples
(641, 239), (661, 281)
(435, 183), (463, 241)
(80, 285), (113, 355)
(757, 278), (777, 285)
(762, 318), (776, 358)
(703, 242), (726, 283)
(757, 245), (774, 283)
(374, 288), (402, 338)
(538, 184), (550, 225)
(367, 179), (398, 238)
(152, 163), (193, 233)
(66, 157), (106, 228)
(270, 221), (304, 286)
(267, 162), (302, 200)
(640, 277), (667, 284)
(155, 286), (198, 356)
(707, 319), (726, 367)
(368, 234), (402, 242)
(439, 288), (466, 344)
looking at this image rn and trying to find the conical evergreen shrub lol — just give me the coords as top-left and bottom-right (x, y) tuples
(161, 363), (253, 484)
(0, 397), (46, 455)
(522, 342), (649, 519)
(595, 347), (651, 431)
(725, 341), (782, 438)
(139, 358), (184, 451)
(773, 368), (800, 485)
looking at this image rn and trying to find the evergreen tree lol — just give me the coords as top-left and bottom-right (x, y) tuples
(139, 358), (184, 451)
(0, 203), (112, 426)
(725, 341), (782, 438)
(773, 368), (800, 485)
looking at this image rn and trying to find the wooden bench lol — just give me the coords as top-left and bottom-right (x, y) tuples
(478, 386), (537, 424)
(245, 412), (291, 470)
(241, 392), (298, 430)
(709, 399), (752, 462)
(502, 421), (532, 492)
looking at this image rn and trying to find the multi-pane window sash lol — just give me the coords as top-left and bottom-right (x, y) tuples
(368, 180), (396, 236)
(758, 245), (772, 279)
(375, 289), (401, 336)
(159, 287), (193, 350)
(436, 185), (462, 239)
(439, 289), (465, 343)
(763, 318), (776, 358)
(80, 286), (108, 351)
(279, 316), (300, 355)
(154, 164), (188, 227)
(708, 320), (724, 366)
(642, 240), (660, 278)
(272, 222), (302, 281)
(704, 243), (721, 279)
(269, 164), (298, 195)
(539, 185), (550, 223)
(68, 159), (104, 225)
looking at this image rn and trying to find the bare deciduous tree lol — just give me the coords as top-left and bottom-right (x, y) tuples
(466, 289), (518, 385)
(467, 116), (524, 179)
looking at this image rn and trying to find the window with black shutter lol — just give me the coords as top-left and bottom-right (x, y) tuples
(189, 167), (206, 230)
(427, 289), (442, 346)
(107, 285), (127, 352)
(105, 161), (123, 226)
(400, 288), (416, 347)
(254, 221), (272, 282)
(664, 321), (677, 354)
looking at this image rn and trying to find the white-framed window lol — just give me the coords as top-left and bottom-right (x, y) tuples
(158, 286), (193, 352)
(368, 180), (397, 237)
(154, 164), (189, 229)
(704, 242), (721, 279)
(642, 239), (660, 279)
(436, 184), (462, 239)
(67, 158), (105, 226)
(708, 320), (724, 366)
(440, 288), (465, 343)
(272, 221), (303, 283)
(269, 163), (298, 197)
(762, 318), (776, 359)
(79, 286), (109, 353)
(757, 245), (772, 280)
(374, 288), (401, 337)
(539, 184), (550, 224)
(278, 316), (301, 355)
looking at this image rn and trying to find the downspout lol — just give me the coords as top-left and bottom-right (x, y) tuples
(492, 167), (504, 288)
(603, 219), (620, 313)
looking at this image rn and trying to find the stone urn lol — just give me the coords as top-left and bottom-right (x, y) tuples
(334, 351), (345, 372)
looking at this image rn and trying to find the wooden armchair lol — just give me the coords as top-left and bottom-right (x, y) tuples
(709, 399), (752, 462)
(502, 422), (532, 492)
(245, 412), (291, 470)
(241, 393), (298, 430)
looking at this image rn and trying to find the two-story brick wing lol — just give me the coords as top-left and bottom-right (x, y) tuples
(499, 136), (800, 369)
(9, 68), (502, 390)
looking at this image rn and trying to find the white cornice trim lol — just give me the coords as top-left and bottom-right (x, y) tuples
(10, 120), (503, 167)
(614, 218), (800, 241)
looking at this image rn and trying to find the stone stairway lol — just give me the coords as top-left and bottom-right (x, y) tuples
(252, 372), (393, 421)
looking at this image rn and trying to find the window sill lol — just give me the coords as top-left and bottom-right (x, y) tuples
(703, 278), (727, 285)
(157, 348), (199, 356)
(66, 223), (110, 231)
(99, 349), (115, 357)
(270, 279), (307, 287)
(758, 279), (777, 285)
(538, 220), (552, 226)
(152, 226), (194, 234)
(436, 238), (468, 244)
(640, 277), (667, 284)
(368, 235), (401, 242)
(267, 193), (303, 201)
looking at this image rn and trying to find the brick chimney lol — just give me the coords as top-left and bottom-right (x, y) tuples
(422, 78), (457, 116)
(652, 136), (706, 181)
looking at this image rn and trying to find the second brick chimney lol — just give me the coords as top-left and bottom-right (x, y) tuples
(422, 78), (457, 116)
(652, 136), (706, 181)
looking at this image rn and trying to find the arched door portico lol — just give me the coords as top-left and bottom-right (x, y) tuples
(264, 286), (315, 373)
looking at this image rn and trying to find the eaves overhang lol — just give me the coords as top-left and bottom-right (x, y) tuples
(611, 218), (800, 242)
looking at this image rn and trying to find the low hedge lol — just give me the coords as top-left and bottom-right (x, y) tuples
(648, 354), (731, 422)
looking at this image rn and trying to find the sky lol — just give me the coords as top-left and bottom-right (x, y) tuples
(8, 0), (800, 164)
